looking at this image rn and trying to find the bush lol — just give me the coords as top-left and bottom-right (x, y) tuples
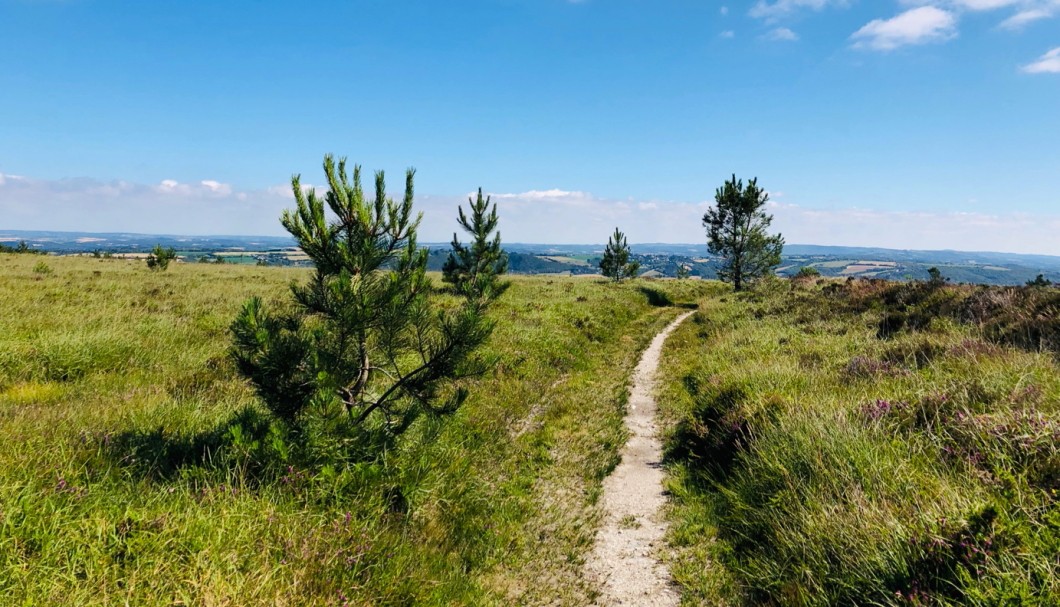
(146, 244), (177, 271)
(231, 155), (499, 443)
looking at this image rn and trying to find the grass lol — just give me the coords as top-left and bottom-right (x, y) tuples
(0, 253), (716, 605)
(658, 277), (1060, 606)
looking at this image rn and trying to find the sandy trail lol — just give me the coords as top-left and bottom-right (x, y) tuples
(586, 310), (694, 606)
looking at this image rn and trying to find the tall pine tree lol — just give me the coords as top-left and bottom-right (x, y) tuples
(703, 175), (784, 291)
(599, 227), (639, 282)
(442, 188), (509, 302)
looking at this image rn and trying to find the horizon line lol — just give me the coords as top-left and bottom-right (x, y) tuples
(3, 228), (1060, 261)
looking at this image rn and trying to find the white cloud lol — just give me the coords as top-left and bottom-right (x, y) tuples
(154, 178), (234, 197)
(766, 27), (800, 40)
(720, 6), (729, 15)
(851, 6), (957, 50)
(1021, 46), (1060, 72)
(949, 0), (1021, 10)
(1000, 7), (1054, 28)
(266, 182), (328, 199)
(4, 174), (1060, 255)
(750, 0), (847, 20)
(200, 179), (232, 195)
(900, 0), (1027, 11)
(769, 202), (1060, 255)
(0, 174), (292, 236)
(720, 30), (736, 38)
(490, 189), (591, 202)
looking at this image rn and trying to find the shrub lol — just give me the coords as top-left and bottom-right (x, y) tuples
(146, 244), (177, 271)
(1027, 274), (1052, 288)
(231, 155), (499, 441)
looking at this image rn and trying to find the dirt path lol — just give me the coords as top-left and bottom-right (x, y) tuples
(586, 310), (694, 606)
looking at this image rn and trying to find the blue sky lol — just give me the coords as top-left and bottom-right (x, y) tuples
(1, 0), (1058, 252)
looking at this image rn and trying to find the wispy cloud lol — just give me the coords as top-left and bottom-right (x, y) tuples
(851, 6), (957, 50)
(750, 0), (848, 21)
(769, 201), (1060, 255)
(490, 189), (591, 202)
(766, 27), (800, 41)
(999, 6), (1056, 28)
(3, 173), (1060, 254)
(907, 0), (1060, 30)
(0, 173), (293, 235)
(720, 30), (736, 38)
(1021, 46), (1060, 73)
(946, 0), (1022, 10)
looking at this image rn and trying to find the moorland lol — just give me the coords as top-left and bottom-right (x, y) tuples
(1, 252), (1058, 605)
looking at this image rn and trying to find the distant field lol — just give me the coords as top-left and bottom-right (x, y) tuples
(5, 231), (1060, 285)
(540, 255), (591, 266)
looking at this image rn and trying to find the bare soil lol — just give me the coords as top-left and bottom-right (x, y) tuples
(586, 310), (694, 606)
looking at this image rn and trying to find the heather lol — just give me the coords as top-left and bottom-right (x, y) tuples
(659, 277), (1060, 605)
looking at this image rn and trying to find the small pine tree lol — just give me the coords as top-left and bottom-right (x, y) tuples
(676, 264), (691, 280)
(0, 240), (42, 255)
(1027, 274), (1052, 288)
(230, 155), (497, 437)
(442, 188), (509, 301)
(146, 244), (176, 271)
(926, 267), (947, 288)
(599, 227), (640, 282)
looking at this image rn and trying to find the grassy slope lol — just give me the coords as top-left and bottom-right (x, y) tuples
(0, 254), (716, 606)
(658, 279), (1060, 606)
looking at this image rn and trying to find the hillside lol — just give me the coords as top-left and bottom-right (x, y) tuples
(658, 277), (1060, 605)
(3, 251), (1059, 604)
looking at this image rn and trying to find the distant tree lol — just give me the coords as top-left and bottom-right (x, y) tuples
(702, 174), (784, 291)
(1027, 274), (1053, 288)
(230, 155), (498, 436)
(926, 267), (947, 288)
(599, 227), (640, 282)
(146, 244), (177, 271)
(676, 264), (691, 280)
(0, 240), (43, 255)
(795, 266), (820, 279)
(442, 188), (509, 301)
